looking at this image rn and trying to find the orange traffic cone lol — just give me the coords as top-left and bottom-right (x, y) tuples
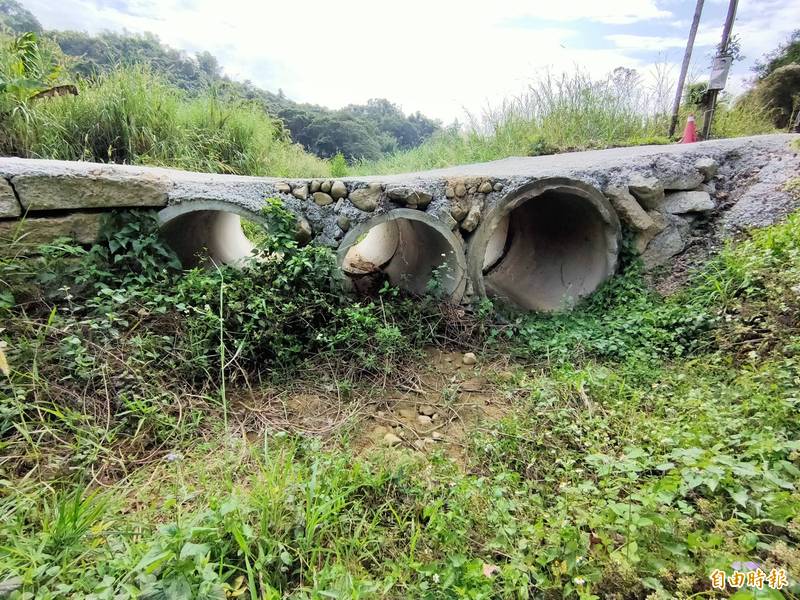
(680, 115), (697, 143)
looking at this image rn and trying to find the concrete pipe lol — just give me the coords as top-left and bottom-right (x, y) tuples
(468, 178), (620, 312)
(338, 208), (467, 301)
(158, 201), (267, 268)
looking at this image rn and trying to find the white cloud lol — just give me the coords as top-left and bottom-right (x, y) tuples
(497, 0), (671, 24)
(606, 31), (719, 51)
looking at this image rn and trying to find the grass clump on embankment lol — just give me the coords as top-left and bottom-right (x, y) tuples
(10, 65), (331, 177)
(354, 69), (777, 175)
(0, 31), (330, 177)
(2, 202), (800, 598)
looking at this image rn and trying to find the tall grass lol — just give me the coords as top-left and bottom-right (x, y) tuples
(354, 69), (671, 175)
(7, 65), (331, 177)
(355, 68), (778, 175)
(710, 93), (776, 138)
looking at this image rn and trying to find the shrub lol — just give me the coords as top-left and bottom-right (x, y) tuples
(754, 64), (800, 129)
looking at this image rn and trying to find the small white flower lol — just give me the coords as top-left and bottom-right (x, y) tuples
(165, 452), (181, 462)
(573, 577), (586, 586)
(432, 574), (440, 584)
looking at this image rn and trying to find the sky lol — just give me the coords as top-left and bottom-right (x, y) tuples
(24, 0), (800, 123)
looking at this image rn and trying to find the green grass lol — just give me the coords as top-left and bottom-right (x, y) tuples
(0, 31), (332, 177)
(1, 205), (799, 598)
(1, 60), (331, 178)
(354, 71), (777, 176)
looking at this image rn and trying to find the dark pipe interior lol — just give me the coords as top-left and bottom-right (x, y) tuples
(483, 190), (610, 311)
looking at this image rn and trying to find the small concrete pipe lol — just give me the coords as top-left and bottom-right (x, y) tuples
(468, 178), (620, 312)
(338, 208), (467, 300)
(159, 201), (267, 267)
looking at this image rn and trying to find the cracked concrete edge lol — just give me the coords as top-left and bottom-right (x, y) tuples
(0, 178), (22, 218)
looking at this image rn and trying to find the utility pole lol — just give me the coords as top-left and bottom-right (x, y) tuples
(669, 0), (705, 138)
(701, 0), (739, 139)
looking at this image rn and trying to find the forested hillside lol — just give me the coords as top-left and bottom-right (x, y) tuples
(0, 0), (441, 162)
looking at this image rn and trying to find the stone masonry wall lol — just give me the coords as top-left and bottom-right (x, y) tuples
(1, 134), (798, 277)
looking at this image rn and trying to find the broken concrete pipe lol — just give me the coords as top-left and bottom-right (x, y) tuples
(468, 178), (621, 312)
(337, 209), (467, 301)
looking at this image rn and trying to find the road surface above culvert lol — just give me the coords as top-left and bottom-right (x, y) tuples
(358, 134), (798, 181)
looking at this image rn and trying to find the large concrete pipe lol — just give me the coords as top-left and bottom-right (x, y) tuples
(159, 201), (267, 267)
(468, 178), (620, 312)
(338, 208), (467, 300)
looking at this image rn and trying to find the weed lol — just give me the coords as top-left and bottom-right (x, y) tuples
(329, 151), (348, 177)
(353, 68), (775, 176)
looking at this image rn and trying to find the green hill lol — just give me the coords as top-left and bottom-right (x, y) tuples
(0, 0), (441, 163)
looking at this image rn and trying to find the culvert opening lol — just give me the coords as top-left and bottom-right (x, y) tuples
(476, 184), (619, 312)
(339, 210), (466, 300)
(159, 206), (265, 268)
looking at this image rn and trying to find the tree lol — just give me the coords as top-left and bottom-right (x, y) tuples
(343, 98), (441, 151)
(0, 0), (42, 34)
(754, 30), (800, 79)
(756, 65), (800, 128)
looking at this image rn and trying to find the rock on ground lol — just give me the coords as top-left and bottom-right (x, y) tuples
(641, 215), (689, 268)
(627, 174), (665, 210)
(313, 192), (334, 206)
(330, 181), (348, 200)
(605, 185), (655, 231)
(292, 184), (309, 201)
(695, 157), (719, 180)
(382, 432), (402, 446)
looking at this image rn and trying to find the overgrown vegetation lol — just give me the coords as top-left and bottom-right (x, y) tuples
(745, 29), (800, 131)
(0, 3), (798, 598)
(0, 32), (330, 177)
(0, 0), (441, 164)
(0, 0), (787, 178)
(354, 67), (776, 175)
(2, 200), (799, 598)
